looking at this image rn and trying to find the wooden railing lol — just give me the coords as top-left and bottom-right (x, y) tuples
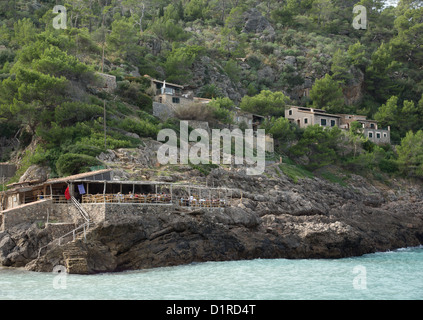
(79, 194), (227, 207)
(178, 198), (227, 208)
(81, 193), (173, 204)
(31, 193), (227, 208)
(34, 195), (68, 203)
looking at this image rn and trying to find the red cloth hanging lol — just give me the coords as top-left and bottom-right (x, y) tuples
(64, 186), (71, 200)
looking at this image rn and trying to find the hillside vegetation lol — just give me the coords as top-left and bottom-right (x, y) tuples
(0, 0), (422, 183)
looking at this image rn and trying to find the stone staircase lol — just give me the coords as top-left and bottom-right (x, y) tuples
(37, 198), (93, 273)
(62, 242), (89, 274)
(38, 221), (92, 256)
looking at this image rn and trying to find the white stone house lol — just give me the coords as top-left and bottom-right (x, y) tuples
(285, 106), (341, 128)
(285, 106), (391, 145)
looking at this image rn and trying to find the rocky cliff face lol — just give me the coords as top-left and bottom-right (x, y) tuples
(242, 8), (276, 42)
(189, 56), (246, 102)
(3, 164), (422, 274)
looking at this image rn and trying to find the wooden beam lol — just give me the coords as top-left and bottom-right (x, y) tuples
(103, 181), (106, 203)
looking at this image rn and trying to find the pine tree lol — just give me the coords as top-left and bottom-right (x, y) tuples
(331, 48), (353, 84)
(309, 74), (345, 113)
(397, 130), (423, 177)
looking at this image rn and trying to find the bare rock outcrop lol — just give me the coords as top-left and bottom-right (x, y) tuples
(189, 56), (246, 102)
(19, 165), (51, 183)
(242, 8), (275, 42)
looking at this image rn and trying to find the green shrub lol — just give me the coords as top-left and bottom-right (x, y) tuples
(189, 163), (219, 176)
(246, 55), (262, 70)
(114, 101), (134, 116)
(36, 122), (92, 148)
(66, 143), (105, 157)
(116, 81), (152, 111)
(158, 118), (180, 133)
(279, 163), (314, 183)
(138, 92), (153, 112)
(260, 44), (274, 55)
(320, 172), (348, 187)
(281, 156), (296, 165)
(198, 84), (224, 99)
(342, 152), (373, 172)
(55, 102), (103, 125)
(0, 48), (15, 67)
(0, 121), (19, 138)
(56, 153), (102, 177)
(118, 118), (159, 138)
(164, 45), (205, 84)
(378, 158), (399, 173)
(137, 110), (160, 124)
(78, 132), (135, 150)
(124, 75), (151, 91)
(30, 146), (62, 167)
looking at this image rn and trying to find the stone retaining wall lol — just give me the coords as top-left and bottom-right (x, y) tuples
(1, 201), (176, 230)
(153, 102), (175, 121)
(52, 204), (87, 224)
(104, 203), (176, 223)
(81, 203), (106, 223)
(45, 223), (77, 239)
(1, 199), (52, 231)
(0, 163), (16, 178)
(96, 72), (117, 92)
(54, 202), (175, 224)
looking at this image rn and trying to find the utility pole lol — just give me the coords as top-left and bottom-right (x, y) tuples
(104, 99), (107, 149)
(101, 8), (106, 74)
(0, 165), (4, 192)
(101, 41), (105, 73)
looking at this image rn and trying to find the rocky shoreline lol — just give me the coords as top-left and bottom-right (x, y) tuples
(1, 164), (423, 274)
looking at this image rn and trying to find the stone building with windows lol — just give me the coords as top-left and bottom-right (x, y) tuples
(285, 106), (391, 145)
(232, 108), (266, 132)
(338, 114), (391, 145)
(147, 76), (211, 121)
(147, 76), (274, 153)
(285, 106), (341, 128)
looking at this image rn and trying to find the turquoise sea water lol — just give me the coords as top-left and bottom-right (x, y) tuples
(0, 246), (422, 300)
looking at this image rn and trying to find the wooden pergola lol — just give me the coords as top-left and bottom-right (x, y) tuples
(68, 180), (174, 204)
(170, 184), (235, 208)
(1, 167), (235, 211)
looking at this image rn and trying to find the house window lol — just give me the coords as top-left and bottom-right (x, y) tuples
(321, 119), (327, 126)
(331, 120), (336, 127)
(304, 118), (308, 124)
(383, 133), (387, 138)
(370, 123), (375, 129)
(368, 132), (373, 138)
(163, 87), (175, 95)
(172, 97), (180, 104)
(376, 133), (381, 139)
(288, 110), (293, 116)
